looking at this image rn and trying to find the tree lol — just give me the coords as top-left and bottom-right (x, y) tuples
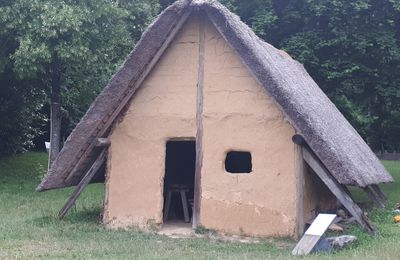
(1, 0), (133, 165)
(0, 0), (46, 156)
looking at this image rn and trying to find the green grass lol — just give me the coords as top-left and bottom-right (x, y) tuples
(0, 153), (400, 259)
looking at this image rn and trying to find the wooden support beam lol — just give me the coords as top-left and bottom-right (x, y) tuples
(93, 138), (110, 147)
(193, 15), (205, 229)
(302, 147), (375, 234)
(292, 134), (305, 146)
(371, 184), (387, 202)
(163, 191), (172, 221)
(295, 144), (305, 238)
(180, 190), (190, 223)
(341, 185), (355, 200)
(59, 150), (107, 219)
(363, 186), (385, 209)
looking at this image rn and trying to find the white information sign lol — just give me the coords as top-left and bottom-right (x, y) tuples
(305, 213), (336, 236)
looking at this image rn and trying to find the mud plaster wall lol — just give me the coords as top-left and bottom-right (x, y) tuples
(103, 17), (199, 228)
(199, 19), (297, 237)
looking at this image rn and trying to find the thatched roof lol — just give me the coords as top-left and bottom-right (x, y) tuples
(37, 0), (393, 192)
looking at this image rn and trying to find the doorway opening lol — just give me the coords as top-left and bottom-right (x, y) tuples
(163, 140), (196, 231)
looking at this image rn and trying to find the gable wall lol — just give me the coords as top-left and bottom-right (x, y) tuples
(103, 14), (298, 236)
(103, 16), (200, 228)
(199, 19), (297, 237)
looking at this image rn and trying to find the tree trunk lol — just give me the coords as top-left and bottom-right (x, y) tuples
(48, 58), (62, 170)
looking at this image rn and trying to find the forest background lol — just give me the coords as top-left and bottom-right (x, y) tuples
(1, 0), (399, 157)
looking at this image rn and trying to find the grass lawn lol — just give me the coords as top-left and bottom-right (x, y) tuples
(0, 152), (400, 259)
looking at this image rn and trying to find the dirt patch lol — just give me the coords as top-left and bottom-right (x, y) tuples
(158, 221), (193, 238)
(158, 222), (261, 244)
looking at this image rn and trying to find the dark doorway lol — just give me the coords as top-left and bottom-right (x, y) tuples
(163, 140), (196, 224)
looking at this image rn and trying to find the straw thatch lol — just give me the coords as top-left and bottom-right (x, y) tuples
(37, 0), (393, 192)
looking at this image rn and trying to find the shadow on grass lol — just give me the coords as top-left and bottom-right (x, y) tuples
(30, 215), (59, 227)
(64, 206), (103, 224)
(30, 207), (102, 227)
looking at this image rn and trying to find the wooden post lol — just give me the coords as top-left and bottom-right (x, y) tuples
(163, 191), (172, 221)
(180, 190), (190, 223)
(59, 150), (107, 219)
(48, 56), (62, 169)
(93, 138), (111, 147)
(292, 134), (305, 146)
(363, 186), (385, 209)
(302, 148), (375, 234)
(295, 144), (305, 238)
(193, 14), (205, 229)
(341, 185), (354, 199)
(371, 184), (387, 202)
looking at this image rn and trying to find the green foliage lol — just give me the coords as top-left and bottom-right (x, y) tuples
(6, 0), (133, 129)
(194, 225), (211, 234)
(0, 78), (45, 155)
(6, 0), (132, 79)
(118, 0), (160, 41)
(220, 0), (277, 37)
(0, 0), (158, 155)
(0, 1), (46, 155)
(159, 0), (176, 10)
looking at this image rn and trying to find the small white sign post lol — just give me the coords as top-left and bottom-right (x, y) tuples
(45, 142), (50, 153)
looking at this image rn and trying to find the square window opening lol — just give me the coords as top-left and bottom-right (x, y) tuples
(225, 151), (252, 173)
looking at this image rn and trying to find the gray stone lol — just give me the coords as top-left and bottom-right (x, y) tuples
(326, 235), (357, 249)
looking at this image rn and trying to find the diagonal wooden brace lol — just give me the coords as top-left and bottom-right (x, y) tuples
(363, 186), (385, 209)
(59, 149), (107, 219)
(302, 147), (375, 234)
(370, 184), (387, 202)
